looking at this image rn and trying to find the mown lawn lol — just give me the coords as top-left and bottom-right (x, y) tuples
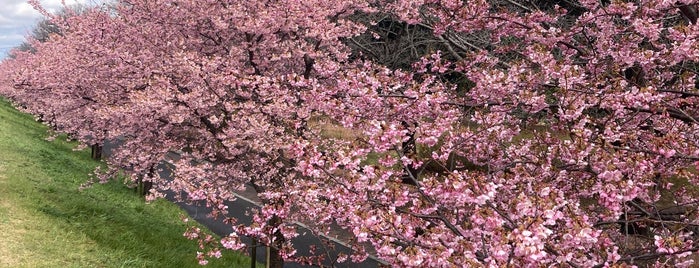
(0, 97), (252, 267)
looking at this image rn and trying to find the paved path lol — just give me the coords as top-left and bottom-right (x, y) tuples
(103, 140), (383, 268)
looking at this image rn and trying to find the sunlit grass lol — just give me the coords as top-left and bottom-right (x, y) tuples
(0, 97), (253, 267)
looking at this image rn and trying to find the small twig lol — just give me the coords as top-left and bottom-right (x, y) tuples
(504, 0), (533, 12)
(436, 35), (464, 61)
(657, 89), (699, 98)
(557, 40), (587, 56)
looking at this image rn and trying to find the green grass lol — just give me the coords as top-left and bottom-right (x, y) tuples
(0, 97), (254, 268)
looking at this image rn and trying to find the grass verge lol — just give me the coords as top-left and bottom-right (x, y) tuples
(0, 97), (253, 267)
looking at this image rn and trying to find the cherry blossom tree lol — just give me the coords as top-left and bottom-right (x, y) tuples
(3, 0), (699, 267)
(3, 3), (137, 162)
(298, 1), (699, 266)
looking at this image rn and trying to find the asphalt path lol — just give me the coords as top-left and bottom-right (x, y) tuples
(103, 140), (382, 268)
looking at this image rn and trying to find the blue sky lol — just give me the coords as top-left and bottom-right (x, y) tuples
(0, 0), (101, 58)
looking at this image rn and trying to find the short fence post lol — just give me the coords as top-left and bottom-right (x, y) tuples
(251, 238), (257, 268)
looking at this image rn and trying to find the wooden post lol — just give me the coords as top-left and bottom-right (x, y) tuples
(251, 238), (257, 268)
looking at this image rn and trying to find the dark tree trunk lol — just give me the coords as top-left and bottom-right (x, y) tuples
(91, 143), (102, 160)
(137, 166), (154, 196)
(267, 211), (285, 268)
(679, 3), (698, 24)
(136, 177), (153, 196)
(401, 121), (418, 185)
(268, 244), (283, 268)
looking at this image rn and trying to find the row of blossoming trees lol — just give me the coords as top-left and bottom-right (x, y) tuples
(2, 0), (699, 266)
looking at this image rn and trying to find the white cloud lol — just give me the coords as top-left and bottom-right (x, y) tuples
(0, 0), (101, 58)
(0, 33), (25, 42)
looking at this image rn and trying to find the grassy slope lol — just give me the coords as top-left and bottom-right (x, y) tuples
(0, 98), (251, 268)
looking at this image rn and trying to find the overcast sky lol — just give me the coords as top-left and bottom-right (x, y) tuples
(0, 0), (102, 58)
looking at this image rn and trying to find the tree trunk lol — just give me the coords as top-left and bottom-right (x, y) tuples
(268, 244), (283, 268)
(267, 214), (285, 268)
(91, 143), (102, 160)
(401, 121), (418, 185)
(137, 166), (154, 196)
(136, 177), (153, 196)
(679, 4), (698, 24)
